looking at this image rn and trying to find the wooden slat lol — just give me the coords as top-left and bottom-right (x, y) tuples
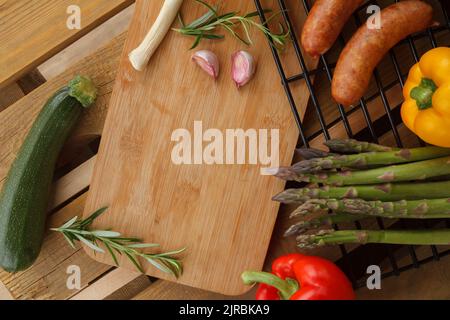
(38, 5), (134, 80)
(0, 0), (133, 88)
(357, 246), (450, 300)
(0, 83), (24, 111)
(16, 69), (47, 94)
(50, 156), (96, 209)
(133, 280), (256, 300)
(70, 268), (150, 300)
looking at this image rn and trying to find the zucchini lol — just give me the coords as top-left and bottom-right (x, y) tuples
(0, 76), (97, 272)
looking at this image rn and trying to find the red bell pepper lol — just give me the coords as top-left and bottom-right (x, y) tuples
(242, 253), (355, 300)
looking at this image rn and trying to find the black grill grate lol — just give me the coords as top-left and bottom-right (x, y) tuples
(255, 0), (450, 288)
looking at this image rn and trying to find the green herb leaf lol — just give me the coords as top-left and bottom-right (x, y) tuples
(104, 242), (119, 266)
(125, 251), (144, 274)
(190, 35), (203, 49)
(52, 208), (185, 277)
(194, 0), (218, 16)
(146, 257), (174, 275)
(60, 216), (79, 229)
(75, 234), (105, 253)
(244, 9), (272, 19)
(91, 230), (122, 238)
(186, 8), (217, 29)
(62, 232), (77, 249)
(127, 243), (161, 249)
(79, 207), (108, 229)
(172, 2), (289, 50)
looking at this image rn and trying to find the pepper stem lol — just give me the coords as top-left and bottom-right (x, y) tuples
(410, 78), (437, 110)
(241, 271), (299, 300)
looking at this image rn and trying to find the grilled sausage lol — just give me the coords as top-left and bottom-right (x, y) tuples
(332, 1), (434, 106)
(301, 0), (365, 58)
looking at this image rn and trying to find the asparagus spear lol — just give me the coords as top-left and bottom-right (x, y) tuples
(273, 181), (450, 203)
(295, 148), (333, 160)
(297, 229), (450, 249)
(324, 139), (398, 153)
(280, 156), (450, 185)
(285, 213), (364, 236)
(291, 147), (450, 173)
(291, 198), (450, 219)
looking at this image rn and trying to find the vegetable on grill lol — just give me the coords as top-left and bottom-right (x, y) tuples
(291, 198), (450, 219)
(290, 146), (450, 173)
(269, 139), (450, 248)
(285, 213), (363, 237)
(297, 229), (450, 249)
(273, 180), (450, 203)
(402, 47), (450, 147)
(276, 156), (450, 186)
(324, 138), (397, 154)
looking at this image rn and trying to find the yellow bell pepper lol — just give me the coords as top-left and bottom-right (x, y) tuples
(401, 47), (450, 147)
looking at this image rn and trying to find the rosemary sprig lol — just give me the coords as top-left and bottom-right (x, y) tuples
(173, 0), (290, 49)
(51, 207), (185, 278)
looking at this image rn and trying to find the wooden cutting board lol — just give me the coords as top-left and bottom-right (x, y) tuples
(84, 0), (313, 295)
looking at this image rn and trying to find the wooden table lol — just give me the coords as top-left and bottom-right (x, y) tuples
(0, 0), (449, 300)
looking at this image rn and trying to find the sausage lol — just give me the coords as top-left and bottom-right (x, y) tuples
(301, 0), (365, 58)
(332, 1), (434, 107)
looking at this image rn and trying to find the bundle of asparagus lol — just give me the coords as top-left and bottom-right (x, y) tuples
(271, 139), (450, 248)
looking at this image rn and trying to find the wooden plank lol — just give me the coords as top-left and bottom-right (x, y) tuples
(39, 5), (134, 80)
(16, 69), (47, 94)
(70, 268), (150, 300)
(357, 246), (450, 300)
(50, 156), (96, 209)
(0, 0), (133, 88)
(0, 32), (127, 189)
(0, 83), (24, 112)
(133, 280), (256, 300)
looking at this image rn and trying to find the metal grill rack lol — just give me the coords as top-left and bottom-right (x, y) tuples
(255, 0), (450, 287)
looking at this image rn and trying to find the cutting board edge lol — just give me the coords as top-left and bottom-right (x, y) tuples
(81, 243), (267, 296)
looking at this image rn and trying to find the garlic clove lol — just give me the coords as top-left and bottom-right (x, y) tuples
(192, 50), (220, 79)
(232, 51), (256, 88)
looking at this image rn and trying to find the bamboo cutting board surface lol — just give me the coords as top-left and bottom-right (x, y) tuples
(84, 0), (313, 295)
